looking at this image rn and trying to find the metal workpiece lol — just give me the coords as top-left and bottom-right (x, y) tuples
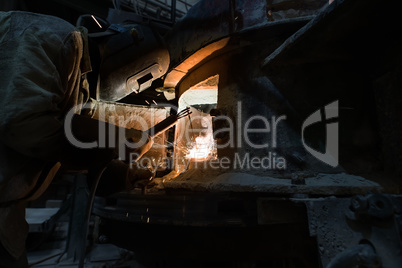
(306, 194), (402, 268)
(92, 192), (256, 227)
(162, 0), (324, 96)
(326, 244), (381, 268)
(165, 0), (326, 70)
(346, 194), (396, 221)
(93, 193), (318, 264)
(90, 1), (402, 266)
(93, 192), (402, 266)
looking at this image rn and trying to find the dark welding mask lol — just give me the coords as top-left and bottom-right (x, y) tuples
(94, 23), (169, 101)
(77, 13), (169, 101)
(95, 23), (169, 101)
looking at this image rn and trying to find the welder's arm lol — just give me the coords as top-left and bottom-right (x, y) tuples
(61, 114), (153, 169)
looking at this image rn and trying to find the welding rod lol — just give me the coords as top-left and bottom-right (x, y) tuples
(145, 107), (191, 138)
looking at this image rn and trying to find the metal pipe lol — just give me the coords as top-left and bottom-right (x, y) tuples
(79, 165), (109, 268)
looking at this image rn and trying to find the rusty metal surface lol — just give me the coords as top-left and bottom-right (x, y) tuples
(161, 171), (382, 195)
(306, 194), (402, 267)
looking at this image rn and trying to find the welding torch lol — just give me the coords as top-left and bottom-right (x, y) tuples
(144, 107), (191, 138)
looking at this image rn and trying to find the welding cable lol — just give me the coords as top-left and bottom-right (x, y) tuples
(78, 163), (110, 268)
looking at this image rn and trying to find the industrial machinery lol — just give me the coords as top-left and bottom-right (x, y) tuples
(17, 0), (402, 267)
(85, 0), (402, 267)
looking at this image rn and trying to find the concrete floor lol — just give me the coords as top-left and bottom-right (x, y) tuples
(26, 208), (145, 268)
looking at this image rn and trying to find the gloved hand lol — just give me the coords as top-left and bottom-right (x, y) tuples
(123, 128), (154, 163)
(61, 114), (154, 169)
(94, 159), (153, 196)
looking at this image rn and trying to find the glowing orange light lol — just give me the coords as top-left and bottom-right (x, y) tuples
(185, 135), (217, 161)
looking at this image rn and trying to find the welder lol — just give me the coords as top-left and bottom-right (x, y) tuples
(0, 11), (166, 267)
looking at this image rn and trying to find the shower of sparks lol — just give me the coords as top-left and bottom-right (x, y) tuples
(185, 135), (217, 161)
(91, 15), (102, 28)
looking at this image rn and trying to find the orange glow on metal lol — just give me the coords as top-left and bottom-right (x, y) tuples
(185, 135), (217, 161)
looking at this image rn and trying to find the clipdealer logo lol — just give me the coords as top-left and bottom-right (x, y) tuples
(301, 100), (339, 167)
(63, 100), (340, 168)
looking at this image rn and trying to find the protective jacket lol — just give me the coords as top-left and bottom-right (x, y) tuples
(0, 11), (91, 260)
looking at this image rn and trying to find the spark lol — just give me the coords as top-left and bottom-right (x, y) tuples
(152, 100), (158, 105)
(145, 100), (150, 105)
(185, 135), (217, 161)
(91, 15), (102, 28)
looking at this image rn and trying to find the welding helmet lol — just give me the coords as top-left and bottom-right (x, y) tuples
(80, 15), (170, 101)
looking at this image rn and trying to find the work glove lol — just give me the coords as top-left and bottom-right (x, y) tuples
(61, 114), (154, 170)
(123, 128), (154, 163)
(94, 159), (153, 196)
